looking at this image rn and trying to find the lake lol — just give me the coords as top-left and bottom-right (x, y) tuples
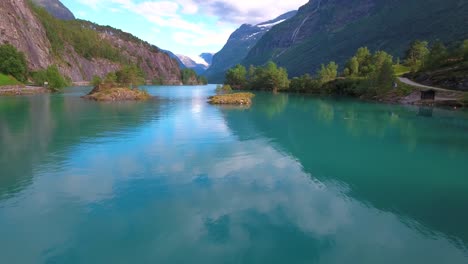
(1, 85), (468, 263)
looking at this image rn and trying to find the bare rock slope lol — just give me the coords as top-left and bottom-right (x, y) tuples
(0, 0), (185, 84)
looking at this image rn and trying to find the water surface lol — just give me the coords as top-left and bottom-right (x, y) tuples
(1, 85), (468, 263)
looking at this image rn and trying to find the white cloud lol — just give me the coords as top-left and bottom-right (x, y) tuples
(76, 0), (308, 27)
(73, 0), (308, 56)
(190, 0), (309, 24)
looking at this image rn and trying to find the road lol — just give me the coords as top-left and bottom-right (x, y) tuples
(397, 77), (456, 92)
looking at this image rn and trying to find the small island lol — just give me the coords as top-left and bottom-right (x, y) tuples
(84, 85), (151, 101)
(83, 66), (151, 101)
(208, 92), (255, 105)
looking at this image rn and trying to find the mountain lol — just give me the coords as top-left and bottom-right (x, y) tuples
(0, 0), (188, 84)
(176, 54), (207, 75)
(31, 0), (75, 20)
(205, 11), (297, 82)
(176, 53), (213, 75)
(243, 0), (468, 77)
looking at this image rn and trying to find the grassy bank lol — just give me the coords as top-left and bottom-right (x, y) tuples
(0, 74), (21, 86)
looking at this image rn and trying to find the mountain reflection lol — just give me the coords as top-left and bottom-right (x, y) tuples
(0, 89), (159, 200)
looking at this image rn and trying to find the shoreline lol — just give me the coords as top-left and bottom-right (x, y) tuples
(236, 77), (468, 110)
(0, 85), (48, 96)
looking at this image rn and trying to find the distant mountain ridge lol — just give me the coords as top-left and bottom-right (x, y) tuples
(243, 0), (468, 77)
(205, 10), (298, 82)
(31, 0), (75, 20)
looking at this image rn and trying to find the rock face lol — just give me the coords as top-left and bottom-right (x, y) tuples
(0, 0), (184, 84)
(243, 0), (468, 77)
(0, 0), (53, 70)
(205, 11), (297, 82)
(31, 0), (75, 20)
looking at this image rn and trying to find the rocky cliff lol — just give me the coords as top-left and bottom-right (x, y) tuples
(243, 0), (468, 77)
(0, 0), (53, 70)
(0, 0), (185, 84)
(205, 11), (297, 82)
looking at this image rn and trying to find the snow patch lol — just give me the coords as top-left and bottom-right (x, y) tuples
(257, 19), (286, 28)
(245, 32), (261, 39)
(192, 55), (209, 67)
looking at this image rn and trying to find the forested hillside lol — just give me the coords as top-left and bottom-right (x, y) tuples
(243, 0), (468, 77)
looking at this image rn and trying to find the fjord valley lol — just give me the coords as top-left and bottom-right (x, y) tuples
(1, 0), (468, 263)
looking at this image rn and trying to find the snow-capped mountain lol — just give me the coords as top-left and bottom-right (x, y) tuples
(176, 54), (214, 75)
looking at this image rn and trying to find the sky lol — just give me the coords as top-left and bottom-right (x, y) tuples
(60, 0), (308, 61)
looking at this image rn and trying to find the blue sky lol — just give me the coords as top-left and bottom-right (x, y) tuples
(61, 0), (308, 61)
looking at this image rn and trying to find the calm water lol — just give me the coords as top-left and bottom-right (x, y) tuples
(1, 85), (468, 263)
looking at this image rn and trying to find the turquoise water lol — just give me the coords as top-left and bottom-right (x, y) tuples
(1, 85), (468, 263)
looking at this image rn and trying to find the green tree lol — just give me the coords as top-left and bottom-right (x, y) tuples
(371, 60), (395, 91)
(372, 51), (393, 69)
(290, 74), (320, 92)
(32, 65), (69, 92)
(317, 62), (338, 84)
(347, 56), (359, 76)
(181, 68), (198, 85)
(198, 76), (208, 85)
(405, 40), (429, 71)
(91, 75), (102, 87)
(103, 72), (118, 86)
(249, 61), (289, 91)
(116, 65), (145, 87)
(353, 47), (373, 76)
(225, 64), (247, 88)
(0, 44), (28, 82)
(356, 47), (371, 65)
(424, 41), (448, 69)
(264, 61), (289, 91)
(463, 40), (468, 60)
